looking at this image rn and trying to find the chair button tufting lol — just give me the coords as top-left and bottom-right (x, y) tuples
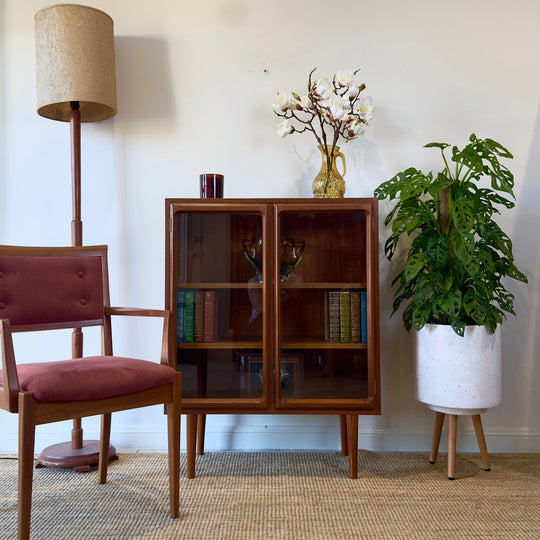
(80, 297), (87, 305)
(0, 271), (3, 278)
(77, 270), (85, 278)
(0, 302), (5, 309)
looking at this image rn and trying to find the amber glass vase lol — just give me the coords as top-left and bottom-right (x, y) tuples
(312, 145), (346, 198)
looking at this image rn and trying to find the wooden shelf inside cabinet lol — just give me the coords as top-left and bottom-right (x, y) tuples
(177, 340), (263, 349)
(165, 197), (380, 480)
(282, 338), (368, 349)
(177, 283), (262, 290)
(280, 282), (367, 289)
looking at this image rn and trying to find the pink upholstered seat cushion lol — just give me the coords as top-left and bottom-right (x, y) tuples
(0, 357), (177, 403)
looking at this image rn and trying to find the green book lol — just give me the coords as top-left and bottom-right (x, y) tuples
(176, 290), (184, 343)
(183, 290), (195, 343)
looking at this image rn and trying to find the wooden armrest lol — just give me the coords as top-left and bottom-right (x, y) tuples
(103, 307), (173, 368)
(1, 319), (20, 412)
(105, 306), (171, 318)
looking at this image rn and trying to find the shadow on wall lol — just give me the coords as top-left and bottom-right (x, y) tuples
(293, 137), (385, 198)
(111, 36), (176, 304)
(114, 36), (176, 126)
(505, 100), (540, 432)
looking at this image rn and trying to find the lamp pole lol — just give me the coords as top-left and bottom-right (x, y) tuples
(34, 4), (118, 470)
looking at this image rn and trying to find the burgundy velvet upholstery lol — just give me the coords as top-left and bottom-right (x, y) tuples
(0, 255), (103, 326)
(0, 357), (177, 403)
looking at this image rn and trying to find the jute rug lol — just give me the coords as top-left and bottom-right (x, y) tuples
(0, 451), (539, 539)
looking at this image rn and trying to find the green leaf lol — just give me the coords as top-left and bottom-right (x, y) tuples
(485, 138), (513, 159)
(451, 198), (475, 233)
(404, 253), (430, 282)
(424, 142), (450, 150)
(428, 172), (454, 198)
(453, 145), (483, 174)
(439, 290), (462, 318)
(411, 303), (432, 331)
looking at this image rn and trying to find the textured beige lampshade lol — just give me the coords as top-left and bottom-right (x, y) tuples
(35, 4), (117, 122)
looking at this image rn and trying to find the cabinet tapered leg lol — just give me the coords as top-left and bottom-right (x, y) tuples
(471, 414), (491, 471)
(347, 415), (358, 479)
(186, 414), (197, 479)
(429, 412), (445, 464)
(339, 415), (348, 456)
(447, 414), (458, 480)
(197, 414), (206, 455)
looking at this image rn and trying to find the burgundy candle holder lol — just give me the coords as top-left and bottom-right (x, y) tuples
(200, 173), (224, 198)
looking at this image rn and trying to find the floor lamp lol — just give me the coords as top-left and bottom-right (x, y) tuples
(34, 4), (118, 470)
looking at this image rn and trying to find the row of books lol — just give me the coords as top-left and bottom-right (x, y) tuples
(327, 290), (367, 343)
(177, 290), (218, 343)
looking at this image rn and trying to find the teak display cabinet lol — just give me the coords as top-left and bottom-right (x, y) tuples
(165, 198), (380, 478)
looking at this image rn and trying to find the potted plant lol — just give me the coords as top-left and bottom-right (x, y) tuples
(374, 134), (528, 477)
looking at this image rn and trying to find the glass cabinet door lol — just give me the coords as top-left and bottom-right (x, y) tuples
(275, 204), (376, 409)
(171, 205), (270, 406)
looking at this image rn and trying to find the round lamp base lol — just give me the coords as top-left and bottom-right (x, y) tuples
(36, 440), (118, 472)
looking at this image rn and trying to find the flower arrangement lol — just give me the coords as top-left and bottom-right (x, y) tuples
(272, 67), (373, 170)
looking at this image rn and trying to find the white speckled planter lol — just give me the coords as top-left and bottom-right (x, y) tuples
(416, 324), (501, 415)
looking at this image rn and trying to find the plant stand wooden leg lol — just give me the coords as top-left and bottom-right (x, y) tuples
(186, 414), (197, 479)
(347, 415), (358, 479)
(339, 415), (348, 456)
(471, 414), (491, 471)
(196, 414), (206, 455)
(429, 412), (445, 464)
(447, 414), (458, 480)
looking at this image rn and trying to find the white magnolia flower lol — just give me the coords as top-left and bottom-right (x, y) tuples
(323, 95), (348, 121)
(313, 78), (333, 99)
(277, 119), (294, 138)
(336, 68), (354, 87)
(347, 85), (360, 99)
(356, 96), (374, 121)
(272, 92), (291, 113)
(347, 121), (364, 138)
(299, 95), (312, 110)
(291, 94), (312, 111)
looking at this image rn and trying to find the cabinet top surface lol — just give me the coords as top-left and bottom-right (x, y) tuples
(166, 197), (378, 204)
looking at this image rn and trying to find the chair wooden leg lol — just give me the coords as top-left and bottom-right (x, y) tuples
(347, 415), (358, 479)
(471, 414), (491, 471)
(196, 414), (206, 455)
(167, 375), (182, 518)
(429, 412), (445, 464)
(18, 393), (37, 540)
(339, 415), (348, 457)
(447, 414), (458, 480)
(186, 414), (197, 479)
(98, 413), (112, 484)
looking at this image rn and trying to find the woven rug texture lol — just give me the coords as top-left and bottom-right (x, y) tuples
(0, 451), (539, 539)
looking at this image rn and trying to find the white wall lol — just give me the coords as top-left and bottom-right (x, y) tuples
(1, 0), (539, 454)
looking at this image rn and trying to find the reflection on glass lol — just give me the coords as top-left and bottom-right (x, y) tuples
(279, 349), (369, 400)
(279, 239), (305, 282)
(242, 237), (306, 283)
(242, 237), (263, 282)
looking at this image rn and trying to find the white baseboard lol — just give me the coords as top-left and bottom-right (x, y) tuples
(1, 422), (539, 454)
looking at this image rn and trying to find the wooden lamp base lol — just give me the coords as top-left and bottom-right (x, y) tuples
(36, 441), (118, 472)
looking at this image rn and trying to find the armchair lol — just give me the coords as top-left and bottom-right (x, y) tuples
(0, 245), (181, 540)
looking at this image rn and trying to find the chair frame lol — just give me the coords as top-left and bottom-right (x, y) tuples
(0, 245), (181, 540)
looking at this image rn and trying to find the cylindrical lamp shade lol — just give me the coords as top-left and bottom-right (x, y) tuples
(35, 4), (117, 122)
